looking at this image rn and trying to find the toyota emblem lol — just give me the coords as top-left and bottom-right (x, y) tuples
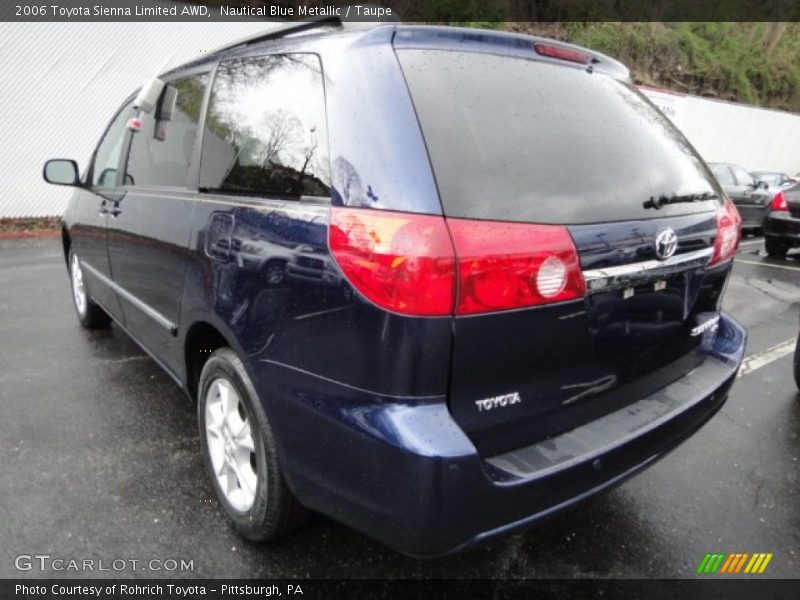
(654, 228), (678, 260)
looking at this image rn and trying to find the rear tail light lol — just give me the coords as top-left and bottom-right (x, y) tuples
(533, 42), (592, 64)
(770, 191), (788, 211)
(329, 207), (586, 316)
(446, 219), (586, 314)
(709, 201), (742, 266)
(329, 208), (455, 316)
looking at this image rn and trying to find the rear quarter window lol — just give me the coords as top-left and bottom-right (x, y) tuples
(199, 54), (331, 199)
(397, 49), (722, 224)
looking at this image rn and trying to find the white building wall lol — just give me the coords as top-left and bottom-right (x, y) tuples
(640, 86), (800, 176)
(0, 21), (271, 218)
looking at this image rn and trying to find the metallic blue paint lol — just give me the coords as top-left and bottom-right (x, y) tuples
(55, 24), (747, 557)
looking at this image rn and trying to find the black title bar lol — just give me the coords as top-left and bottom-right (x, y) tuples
(4, 579), (800, 600)
(2, 0), (800, 22)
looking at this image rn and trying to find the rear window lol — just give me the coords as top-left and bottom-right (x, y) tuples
(397, 49), (722, 224)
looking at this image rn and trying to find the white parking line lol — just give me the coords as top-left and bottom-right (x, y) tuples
(738, 337), (796, 378)
(738, 239), (764, 247)
(734, 259), (800, 272)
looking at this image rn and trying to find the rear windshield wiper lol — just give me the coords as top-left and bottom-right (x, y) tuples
(643, 192), (718, 210)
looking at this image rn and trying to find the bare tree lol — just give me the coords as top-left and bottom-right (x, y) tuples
(258, 109), (303, 167)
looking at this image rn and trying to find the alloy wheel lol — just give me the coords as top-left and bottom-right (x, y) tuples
(70, 254), (87, 316)
(204, 377), (259, 512)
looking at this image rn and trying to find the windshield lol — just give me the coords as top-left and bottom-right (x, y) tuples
(398, 49), (723, 224)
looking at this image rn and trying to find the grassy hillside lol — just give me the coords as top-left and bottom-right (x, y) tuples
(466, 22), (800, 113)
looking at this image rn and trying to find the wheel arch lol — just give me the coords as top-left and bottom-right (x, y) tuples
(184, 320), (235, 402)
(61, 226), (71, 266)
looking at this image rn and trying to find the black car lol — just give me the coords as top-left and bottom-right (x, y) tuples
(709, 162), (774, 232)
(763, 182), (800, 256)
(42, 20), (746, 557)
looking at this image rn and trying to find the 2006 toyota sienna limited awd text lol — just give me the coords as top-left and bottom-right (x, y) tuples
(43, 20), (746, 557)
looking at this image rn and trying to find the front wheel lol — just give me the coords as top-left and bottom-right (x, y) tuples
(198, 348), (306, 541)
(68, 250), (111, 329)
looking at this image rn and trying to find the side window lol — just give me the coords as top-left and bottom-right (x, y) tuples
(732, 166), (754, 187)
(92, 99), (134, 187)
(200, 54), (331, 198)
(709, 164), (734, 186)
(124, 73), (208, 187)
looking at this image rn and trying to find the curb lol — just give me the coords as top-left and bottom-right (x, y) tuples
(0, 229), (61, 239)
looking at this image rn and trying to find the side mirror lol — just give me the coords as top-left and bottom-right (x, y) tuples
(43, 159), (80, 186)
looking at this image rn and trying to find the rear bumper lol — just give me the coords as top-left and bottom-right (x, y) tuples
(253, 312), (746, 558)
(764, 211), (800, 242)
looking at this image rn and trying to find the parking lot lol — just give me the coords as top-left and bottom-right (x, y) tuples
(0, 234), (797, 578)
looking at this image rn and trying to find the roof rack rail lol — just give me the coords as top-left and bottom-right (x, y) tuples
(211, 4), (399, 56)
(212, 15), (343, 55)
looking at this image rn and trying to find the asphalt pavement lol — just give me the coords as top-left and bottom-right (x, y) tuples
(0, 234), (798, 578)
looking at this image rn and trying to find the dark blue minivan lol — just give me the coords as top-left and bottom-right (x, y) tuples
(44, 20), (746, 557)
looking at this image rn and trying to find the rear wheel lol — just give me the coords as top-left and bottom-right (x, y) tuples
(68, 250), (111, 329)
(765, 236), (789, 257)
(198, 348), (306, 540)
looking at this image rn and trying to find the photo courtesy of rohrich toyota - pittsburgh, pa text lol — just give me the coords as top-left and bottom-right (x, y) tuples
(1, 1), (799, 598)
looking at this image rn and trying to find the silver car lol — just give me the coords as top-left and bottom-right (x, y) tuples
(709, 162), (774, 231)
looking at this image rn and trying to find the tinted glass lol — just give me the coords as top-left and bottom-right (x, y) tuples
(398, 50), (722, 224)
(125, 73), (208, 187)
(753, 172), (780, 186)
(710, 164), (735, 185)
(200, 54), (330, 198)
(92, 99), (134, 187)
(731, 166), (754, 186)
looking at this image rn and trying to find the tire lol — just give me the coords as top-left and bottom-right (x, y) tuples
(794, 333), (800, 391)
(198, 347), (306, 541)
(765, 236), (789, 257)
(68, 250), (111, 329)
